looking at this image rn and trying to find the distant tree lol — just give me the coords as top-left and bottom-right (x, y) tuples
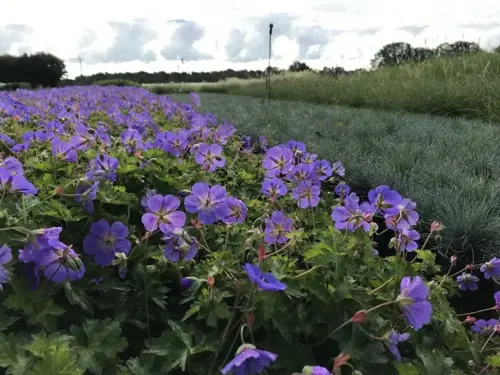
(319, 66), (347, 76)
(435, 41), (481, 58)
(495, 45), (500, 54)
(371, 42), (413, 68)
(289, 61), (311, 72)
(410, 47), (436, 62)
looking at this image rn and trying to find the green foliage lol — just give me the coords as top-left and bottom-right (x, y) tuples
(0, 82), (32, 91)
(94, 79), (141, 87)
(0, 86), (496, 375)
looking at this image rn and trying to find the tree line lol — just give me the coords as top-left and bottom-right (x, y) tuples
(0, 40), (494, 89)
(0, 52), (66, 88)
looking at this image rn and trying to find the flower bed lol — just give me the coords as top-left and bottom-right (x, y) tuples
(0, 86), (498, 374)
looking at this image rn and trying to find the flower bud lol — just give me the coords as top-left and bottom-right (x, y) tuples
(258, 242), (266, 261)
(207, 276), (215, 288)
(351, 310), (368, 325)
(334, 352), (350, 369)
(430, 221), (444, 233)
(191, 219), (202, 229)
(464, 315), (476, 324)
(246, 312), (255, 326)
(66, 258), (79, 271)
(450, 255), (457, 264)
(466, 264), (473, 270)
(55, 187), (65, 194)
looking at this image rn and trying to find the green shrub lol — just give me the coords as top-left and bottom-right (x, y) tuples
(94, 79), (141, 87)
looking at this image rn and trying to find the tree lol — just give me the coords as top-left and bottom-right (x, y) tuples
(371, 42), (413, 68)
(288, 61), (311, 72)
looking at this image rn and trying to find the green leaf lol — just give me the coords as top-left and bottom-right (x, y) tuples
(488, 355), (500, 367)
(69, 319), (128, 375)
(0, 333), (32, 375)
(395, 363), (420, 375)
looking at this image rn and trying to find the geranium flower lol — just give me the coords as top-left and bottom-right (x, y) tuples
(481, 257), (500, 279)
(222, 197), (248, 224)
(120, 128), (144, 153)
(140, 188), (158, 208)
(261, 178), (287, 200)
(243, 263), (287, 292)
(141, 194), (186, 233)
(384, 198), (419, 230)
(397, 229), (420, 252)
(332, 161), (345, 176)
(163, 232), (198, 262)
(331, 193), (374, 232)
(83, 220), (131, 266)
(334, 183), (350, 200)
(456, 272), (479, 291)
(194, 143), (225, 172)
(292, 181), (321, 208)
(184, 182), (229, 224)
(287, 163), (316, 183)
(75, 181), (99, 213)
(0, 167), (37, 195)
(264, 211), (293, 244)
(287, 140), (306, 157)
(384, 331), (410, 361)
(302, 366), (330, 375)
(0, 245), (12, 290)
(300, 152), (318, 164)
(397, 276), (432, 330)
(39, 240), (85, 283)
(313, 160), (332, 181)
(162, 131), (189, 157)
(368, 185), (403, 214)
(86, 153), (119, 182)
(0, 156), (24, 175)
(262, 146), (293, 177)
(472, 319), (499, 334)
(221, 344), (277, 375)
(51, 137), (77, 163)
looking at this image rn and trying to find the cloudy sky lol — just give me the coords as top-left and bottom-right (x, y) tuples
(2, 0), (500, 78)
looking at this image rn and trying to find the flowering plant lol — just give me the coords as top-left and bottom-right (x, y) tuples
(0, 86), (497, 374)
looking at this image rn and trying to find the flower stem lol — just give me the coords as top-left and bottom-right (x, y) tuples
(457, 306), (496, 317)
(368, 278), (394, 295)
(481, 329), (496, 352)
(294, 265), (320, 279)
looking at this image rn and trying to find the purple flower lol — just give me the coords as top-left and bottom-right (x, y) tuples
(334, 183), (350, 200)
(384, 331), (410, 361)
(494, 291), (500, 308)
(0, 133), (15, 146)
(292, 181), (321, 208)
(212, 124), (236, 145)
(120, 128), (144, 153)
(189, 92), (200, 108)
(384, 199), (419, 230)
(194, 143), (225, 172)
(302, 366), (330, 375)
(180, 277), (195, 289)
(300, 152), (317, 164)
(162, 131), (189, 157)
(264, 211), (293, 245)
(261, 178), (287, 201)
(184, 182), (229, 224)
(39, 240), (85, 283)
(313, 160), (332, 181)
(368, 185), (403, 214)
(221, 344), (277, 375)
(222, 197), (248, 224)
(331, 193), (374, 232)
(332, 161), (345, 176)
(51, 138), (77, 163)
(86, 154), (119, 182)
(241, 136), (252, 152)
(397, 276), (432, 330)
(0, 167), (38, 195)
(75, 181), (99, 213)
(141, 194), (186, 233)
(262, 146), (293, 177)
(140, 188), (157, 208)
(397, 229), (420, 252)
(472, 319), (499, 334)
(243, 263), (287, 292)
(456, 272), (479, 291)
(481, 258), (500, 279)
(83, 220), (131, 266)
(0, 156), (24, 175)
(0, 245), (12, 289)
(287, 140), (306, 157)
(163, 232), (198, 262)
(287, 163), (316, 183)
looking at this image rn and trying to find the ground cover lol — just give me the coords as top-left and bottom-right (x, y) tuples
(151, 53), (500, 124)
(0, 86), (498, 374)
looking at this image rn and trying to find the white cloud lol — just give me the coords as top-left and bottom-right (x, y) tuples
(1, 0), (500, 78)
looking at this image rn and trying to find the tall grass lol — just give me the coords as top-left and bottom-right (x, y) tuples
(151, 53), (500, 123)
(169, 92), (500, 261)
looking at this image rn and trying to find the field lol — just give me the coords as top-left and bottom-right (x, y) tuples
(168, 92), (500, 260)
(150, 52), (500, 124)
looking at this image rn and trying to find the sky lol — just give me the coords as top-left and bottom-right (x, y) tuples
(2, 0), (500, 79)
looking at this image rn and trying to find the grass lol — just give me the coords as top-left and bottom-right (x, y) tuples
(169, 92), (500, 261)
(150, 52), (500, 124)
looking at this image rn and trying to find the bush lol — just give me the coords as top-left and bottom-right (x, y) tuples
(0, 86), (498, 374)
(94, 79), (141, 87)
(0, 82), (32, 91)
